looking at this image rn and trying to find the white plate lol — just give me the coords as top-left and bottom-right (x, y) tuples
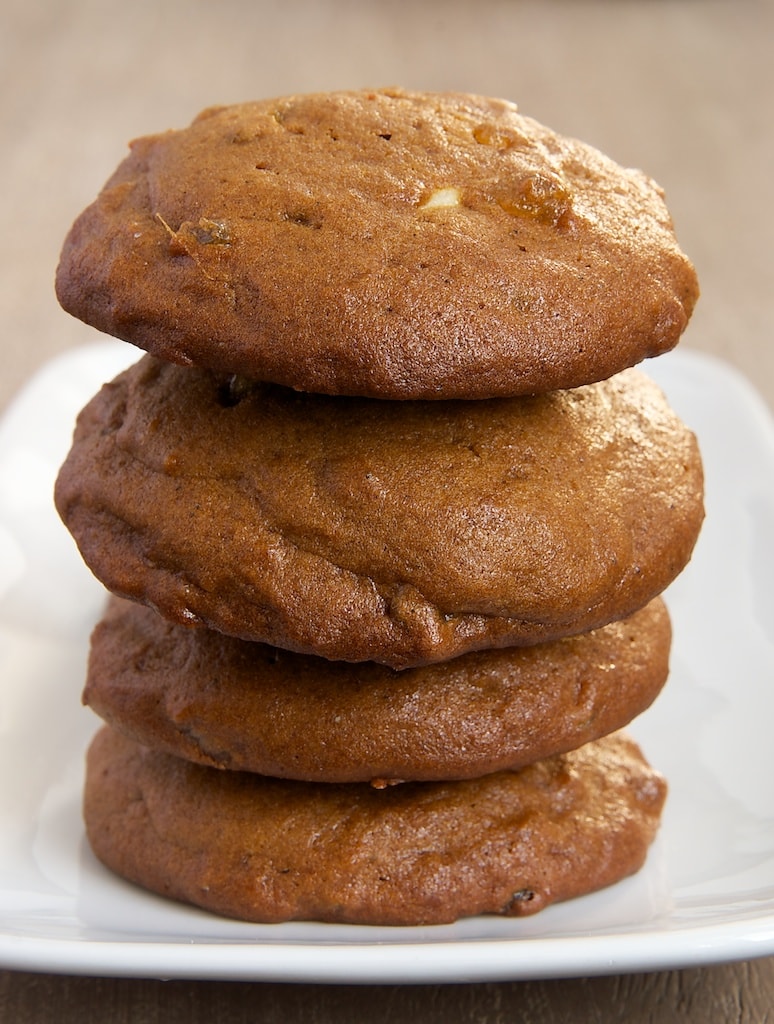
(1, 342), (774, 984)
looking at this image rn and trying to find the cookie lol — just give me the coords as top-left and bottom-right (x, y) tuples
(84, 597), (671, 784)
(55, 356), (704, 667)
(83, 726), (666, 925)
(55, 89), (698, 400)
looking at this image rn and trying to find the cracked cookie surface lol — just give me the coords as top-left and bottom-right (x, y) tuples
(55, 88), (698, 399)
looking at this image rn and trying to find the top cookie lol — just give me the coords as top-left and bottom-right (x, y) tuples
(55, 88), (698, 399)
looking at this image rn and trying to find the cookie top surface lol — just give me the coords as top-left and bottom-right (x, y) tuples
(55, 357), (703, 666)
(85, 597), (671, 784)
(56, 88), (698, 399)
(84, 726), (666, 925)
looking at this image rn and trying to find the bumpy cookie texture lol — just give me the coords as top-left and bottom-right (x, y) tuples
(84, 727), (666, 925)
(55, 357), (703, 667)
(85, 597), (671, 784)
(55, 89), (698, 399)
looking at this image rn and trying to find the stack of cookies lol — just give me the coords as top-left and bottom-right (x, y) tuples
(53, 89), (703, 926)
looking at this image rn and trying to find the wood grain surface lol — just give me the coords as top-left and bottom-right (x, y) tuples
(2, 0), (773, 1019)
(2, 963), (774, 1023)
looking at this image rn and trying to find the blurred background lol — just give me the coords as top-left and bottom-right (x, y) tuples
(1, 0), (773, 411)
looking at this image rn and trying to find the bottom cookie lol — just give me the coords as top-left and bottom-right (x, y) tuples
(84, 727), (666, 926)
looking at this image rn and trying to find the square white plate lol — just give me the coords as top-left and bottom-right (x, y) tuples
(1, 342), (773, 983)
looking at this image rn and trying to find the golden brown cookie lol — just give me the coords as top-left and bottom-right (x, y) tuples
(55, 89), (698, 400)
(83, 726), (666, 925)
(84, 597), (671, 784)
(55, 357), (703, 667)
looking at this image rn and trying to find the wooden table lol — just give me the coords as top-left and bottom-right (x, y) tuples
(2, 0), (773, 1018)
